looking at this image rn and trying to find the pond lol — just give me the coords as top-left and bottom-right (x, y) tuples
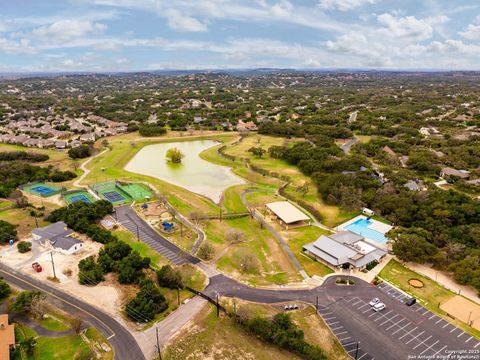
(125, 140), (245, 203)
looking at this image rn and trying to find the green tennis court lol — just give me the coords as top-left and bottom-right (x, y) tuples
(90, 181), (132, 205)
(64, 191), (95, 205)
(22, 182), (62, 197)
(118, 183), (153, 201)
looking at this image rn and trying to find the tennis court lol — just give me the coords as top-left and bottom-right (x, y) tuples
(63, 191), (95, 205)
(22, 182), (62, 197)
(118, 183), (152, 201)
(103, 191), (126, 203)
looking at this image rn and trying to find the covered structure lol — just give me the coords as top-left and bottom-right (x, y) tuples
(303, 231), (387, 269)
(265, 201), (310, 229)
(0, 314), (15, 360)
(32, 221), (83, 255)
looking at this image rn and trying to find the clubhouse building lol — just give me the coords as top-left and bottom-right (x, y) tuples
(303, 231), (387, 270)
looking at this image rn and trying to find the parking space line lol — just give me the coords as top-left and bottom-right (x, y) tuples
(324, 316), (336, 321)
(328, 321), (340, 326)
(392, 322), (412, 335)
(474, 342), (480, 348)
(457, 332), (464, 338)
(405, 331), (425, 345)
(413, 335), (431, 349)
(399, 326), (417, 339)
(373, 310), (393, 322)
(416, 306), (424, 312)
(442, 322), (449, 328)
(435, 318), (443, 324)
(386, 318), (407, 331)
(428, 314), (436, 320)
(320, 311), (332, 315)
(358, 353), (368, 360)
(419, 340), (439, 355)
(339, 336), (350, 341)
(432, 345), (447, 356)
(421, 309), (429, 315)
(449, 327), (457, 333)
(331, 326), (343, 331)
(380, 314), (399, 326)
(336, 331), (348, 336)
(465, 336), (473, 343)
(363, 307), (373, 314)
(357, 303), (370, 310)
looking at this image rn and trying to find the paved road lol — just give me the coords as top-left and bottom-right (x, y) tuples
(340, 137), (358, 153)
(118, 205), (480, 360)
(0, 263), (145, 360)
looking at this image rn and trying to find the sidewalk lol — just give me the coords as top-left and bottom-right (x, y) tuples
(404, 262), (480, 305)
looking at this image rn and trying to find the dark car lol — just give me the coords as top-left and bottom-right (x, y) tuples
(406, 298), (416, 306)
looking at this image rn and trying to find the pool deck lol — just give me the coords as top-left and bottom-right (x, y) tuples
(335, 215), (393, 249)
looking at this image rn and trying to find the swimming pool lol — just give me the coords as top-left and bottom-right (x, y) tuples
(344, 218), (388, 244)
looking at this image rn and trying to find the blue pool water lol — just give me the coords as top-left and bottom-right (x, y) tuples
(345, 218), (388, 244)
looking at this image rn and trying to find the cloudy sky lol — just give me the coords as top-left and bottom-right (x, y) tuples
(1, 0), (480, 72)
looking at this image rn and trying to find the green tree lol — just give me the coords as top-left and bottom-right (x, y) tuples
(157, 265), (184, 289)
(0, 277), (11, 301)
(248, 146), (266, 158)
(68, 145), (92, 159)
(0, 220), (17, 244)
(9, 291), (44, 314)
(166, 147), (185, 163)
(17, 241), (32, 253)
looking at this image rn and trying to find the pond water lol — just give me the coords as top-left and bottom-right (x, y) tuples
(125, 140), (245, 203)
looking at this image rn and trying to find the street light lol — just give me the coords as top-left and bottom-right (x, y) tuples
(355, 341), (360, 360)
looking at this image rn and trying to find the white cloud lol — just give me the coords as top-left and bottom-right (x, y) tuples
(164, 9), (208, 32)
(31, 20), (107, 42)
(459, 16), (480, 40)
(377, 13), (448, 40)
(318, 0), (378, 11)
(0, 37), (36, 55)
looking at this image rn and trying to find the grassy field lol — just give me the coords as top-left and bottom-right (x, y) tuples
(205, 216), (302, 285)
(285, 226), (335, 277)
(165, 300), (349, 360)
(162, 304), (303, 360)
(378, 259), (480, 339)
(13, 324), (112, 360)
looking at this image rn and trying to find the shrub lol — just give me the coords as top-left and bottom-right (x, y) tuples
(9, 291), (44, 314)
(17, 241), (32, 253)
(78, 256), (104, 285)
(197, 242), (215, 260)
(68, 145), (92, 159)
(157, 265), (184, 289)
(125, 279), (168, 322)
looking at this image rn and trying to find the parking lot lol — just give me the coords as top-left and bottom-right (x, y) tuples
(320, 280), (480, 359)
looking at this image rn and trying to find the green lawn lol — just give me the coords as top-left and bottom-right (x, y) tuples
(38, 315), (70, 332)
(14, 324), (92, 360)
(378, 259), (480, 339)
(286, 226), (335, 277)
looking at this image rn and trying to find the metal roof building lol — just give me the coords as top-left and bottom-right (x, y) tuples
(265, 201), (310, 228)
(303, 231), (387, 269)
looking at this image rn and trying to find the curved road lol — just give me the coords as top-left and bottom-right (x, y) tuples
(0, 263), (145, 360)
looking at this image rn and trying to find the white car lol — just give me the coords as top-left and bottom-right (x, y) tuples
(372, 302), (386, 312)
(369, 298), (380, 306)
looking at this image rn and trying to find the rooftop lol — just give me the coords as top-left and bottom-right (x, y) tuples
(265, 201), (310, 224)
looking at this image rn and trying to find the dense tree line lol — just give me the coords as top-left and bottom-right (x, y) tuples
(0, 277), (11, 301)
(138, 123), (167, 136)
(78, 240), (151, 286)
(0, 220), (17, 244)
(68, 145), (92, 159)
(0, 151), (49, 162)
(46, 201), (116, 244)
(0, 162), (76, 197)
(239, 313), (326, 360)
(126, 279), (168, 322)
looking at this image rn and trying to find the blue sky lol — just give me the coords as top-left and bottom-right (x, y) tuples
(1, 0), (480, 72)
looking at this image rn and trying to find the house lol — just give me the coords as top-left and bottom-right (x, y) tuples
(193, 116), (206, 124)
(440, 167), (470, 179)
(303, 231), (387, 269)
(55, 140), (68, 149)
(265, 201), (310, 229)
(32, 221), (83, 255)
(236, 120), (258, 132)
(382, 145), (397, 157)
(361, 207), (375, 216)
(79, 133), (96, 143)
(70, 140), (82, 148)
(0, 314), (15, 360)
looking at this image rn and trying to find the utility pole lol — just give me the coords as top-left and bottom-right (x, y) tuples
(180, 222), (183, 237)
(155, 327), (161, 360)
(216, 292), (220, 317)
(33, 214), (39, 228)
(50, 252), (57, 279)
(316, 296), (319, 311)
(355, 342), (360, 360)
(467, 311), (472, 325)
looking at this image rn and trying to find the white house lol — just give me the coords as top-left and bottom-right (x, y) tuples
(32, 221), (83, 255)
